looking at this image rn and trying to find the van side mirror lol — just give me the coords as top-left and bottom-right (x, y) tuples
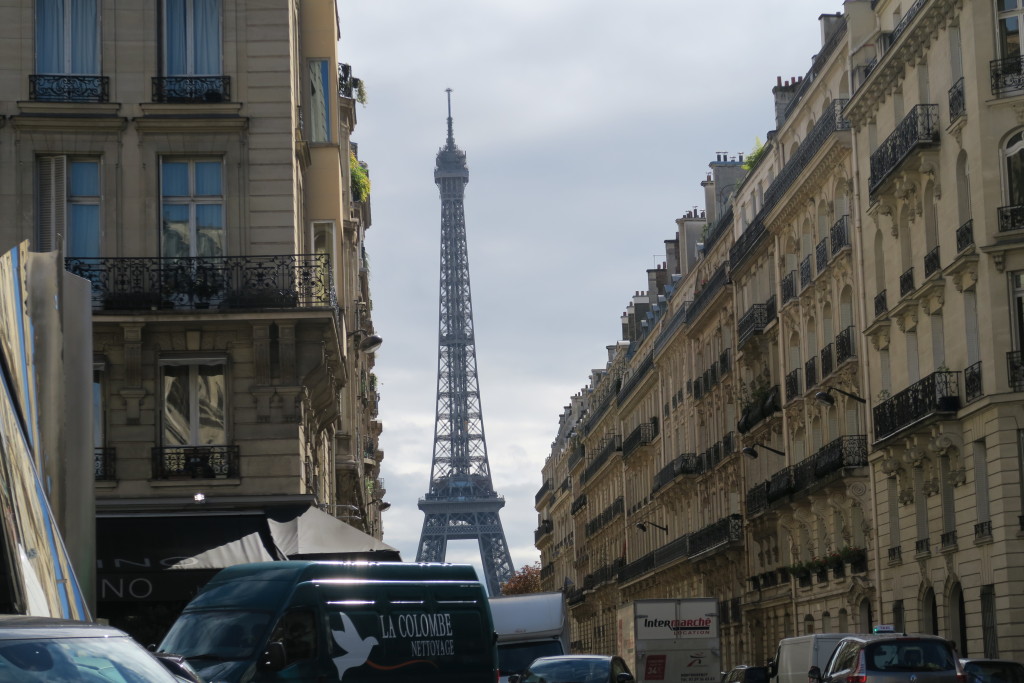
(768, 660), (778, 678)
(259, 642), (287, 671)
(808, 666), (822, 683)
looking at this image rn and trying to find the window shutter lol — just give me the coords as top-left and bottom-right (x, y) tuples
(37, 156), (67, 253)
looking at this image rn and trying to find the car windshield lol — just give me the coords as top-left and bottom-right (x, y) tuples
(0, 635), (178, 682)
(498, 641), (564, 676)
(964, 661), (1024, 683)
(160, 609), (273, 660)
(865, 641), (956, 672)
(525, 658), (608, 683)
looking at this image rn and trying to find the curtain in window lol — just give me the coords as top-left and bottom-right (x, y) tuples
(36, 0), (98, 74)
(1006, 132), (1024, 207)
(164, 0), (221, 75)
(68, 160), (99, 258)
(309, 60), (329, 142)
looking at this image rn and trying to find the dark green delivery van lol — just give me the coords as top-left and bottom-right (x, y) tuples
(157, 561), (499, 683)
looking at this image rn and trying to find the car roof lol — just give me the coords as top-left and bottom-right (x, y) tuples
(534, 655), (616, 662)
(837, 633), (951, 644)
(0, 615), (129, 639)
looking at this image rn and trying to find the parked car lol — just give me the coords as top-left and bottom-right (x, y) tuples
(960, 658), (1024, 683)
(0, 614), (183, 682)
(725, 664), (770, 683)
(810, 633), (964, 683)
(509, 654), (634, 683)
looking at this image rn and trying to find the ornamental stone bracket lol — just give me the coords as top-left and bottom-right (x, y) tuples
(890, 299), (919, 332)
(917, 279), (945, 315)
(866, 321), (891, 351)
(946, 253), (978, 292)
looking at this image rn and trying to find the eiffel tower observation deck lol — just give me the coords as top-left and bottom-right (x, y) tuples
(416, 91), (514, 595)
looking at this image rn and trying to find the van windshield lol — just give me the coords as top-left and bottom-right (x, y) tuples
(160, 610), (273, 661)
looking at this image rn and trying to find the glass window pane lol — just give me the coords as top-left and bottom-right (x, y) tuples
(35, 0), (64, 73)
(1002, 18), (1021, 58)
(92, 373), (103, 449)
(197, 365), (225, 445)
(162, 204), (191, 258)
(161, 161), (189, 197)
(192, 0), (222, 75)
(196, 205), (224, 257)
(309, 60), (329, 143)
(69, 161), (98, 197)
(195, 161), (222, 196)
(68, 204), (100, 258)
(999, 1), (1020, 12)
(69, 0), (99, 74)
(164, 0), (187, 75)
(162, 366), (191, 446)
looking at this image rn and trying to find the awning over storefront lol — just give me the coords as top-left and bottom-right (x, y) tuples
(96, 506), (401, 603)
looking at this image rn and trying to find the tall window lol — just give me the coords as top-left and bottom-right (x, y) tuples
(998, 1), (1024, 59)
(308, 59), (331, 142)
(161, 158), (224, 257)
(35, 0), (99, 75)
(981, 584), (999, 657)
(161, 361), (225, 447)
(37, 156), (100, 256)
(163, 0), (222, 76)
(1004, 131), (1024, 208)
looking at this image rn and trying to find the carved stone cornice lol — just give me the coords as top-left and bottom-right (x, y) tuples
(945, 252), (978, 292)
(890, 298), (919, 332)
(865, 318), (891, 350)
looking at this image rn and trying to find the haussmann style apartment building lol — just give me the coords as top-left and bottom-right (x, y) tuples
(537, 0), (1024, 667)
(0, 0), (390, 642)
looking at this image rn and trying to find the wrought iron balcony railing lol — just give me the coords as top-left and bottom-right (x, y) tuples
(152, 75), (231, 103)
(767, 468), (795, 502)
(899, 267), (915, 297)
(534, 519), (554, 544)
(1009, 351), (1024, 392)
(874, 289), (888, 318)
(66, 254), (336, 312)
(873, 370), (961, 442)
(965, 361), (983, 403)
(703, 206), (733, 252)
(688, 514), (742, 559)
(888, 546), (902, 563)
(869, 104), (940, 194)
(991, 55), (1024, 97)
(622, 421), (657, 459)
(720, 348), (732, 376)
(651, 453), (701, 495)
(95, 447), (116, 481)
(998, 204), (1024, 233)
(949, 77), (965, 121)
(816, 238), (829, 273)
(535, 479), (553, 505)
(821, 343), (834, 378)
(815, 435), (868, 475)
(584, 497), (624, 538)
(805, 357), (818, 391)
(915, 538), (931, 555)
(956, 219), (974, 252)
(746, 482), (768, 517)
(924, 247), (940, 278)
(781, 271), (797, 304)
(153, 444), (239, 479)
(617, 351), (654, 405)
(568, 444), (586, 470)
(836, 326), (856, 364)
(685, 263), (730, 324)
(30, 74), (109, 103)
(729, 219), (767, 271)
(738, 303), (769, 345)
(800, 255), (813, 290)
(580, 434), (621, 486)
(570, 494), (588, 516)
(830, 215), (850, 255)
(785, 368), (802, 404)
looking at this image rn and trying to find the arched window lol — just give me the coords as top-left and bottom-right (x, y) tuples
(1003, 130), (1024, 209)
(921, 587), (938, 635)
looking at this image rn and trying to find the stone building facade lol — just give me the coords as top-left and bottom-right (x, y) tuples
(539, 0), (1024, 665)
(0, 0), (386, 637)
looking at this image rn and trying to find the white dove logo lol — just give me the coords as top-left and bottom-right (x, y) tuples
(331, 612), (379, 681)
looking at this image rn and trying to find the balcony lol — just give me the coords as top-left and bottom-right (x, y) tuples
(618, 534), (690, 584)
(815, 435), (868, 474)
(746, 482), (768, 517)
(816, 238), (829, 273)
(584, 497), (624, 538)
(66, 255), (336, 312)
(685, 264), (730, 325)
(29, 74), (109, 103)
(651, 453), (701, 495)
(622, 421), (658, 459)
(949, 78), (965, 122)
(568, 444), (586, 470)
(152, 75), (231, 103)
(997, 204), (1024, 233)
(991, 55), (1024, 97)
(688, 514), (743, 559)
(535, 479), (553, 505)
(152, 445), (239, 479)
(835, 327), (856, 364)
(899, 267), (915, 298)
(785, 368), (803, 404)
(738, 297), (776, 346)
(782, 271), (797, 304)
(534, 519), (554, 544)
(956, 219), (974, 252)
(873, 371), (961, 442)
(95, 447), (116, 481)
(874, 290), (888, 318)
(830, 215), (850, 255)
(869, 104), (940, 194)
(767, 468), (795, 503)
(737, 385), (781, 435)
(730, 220), (768, 271)
(923, 247), (941, 278)
(1009, 351), (1024, 392)
(821, 343), (834, 379)
(965, 361), (983, 404)
(800, 256), (813, 290)
(617, 352), (654, 405)
(570, 494), (588, 516)
(719, 348), (732, 376)
(805, 357), (818, 391)
(580, 435), (621, 486)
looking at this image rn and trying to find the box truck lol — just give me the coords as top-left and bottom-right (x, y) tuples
(490, 591), (570, 683)
(616, 598), (721, 683)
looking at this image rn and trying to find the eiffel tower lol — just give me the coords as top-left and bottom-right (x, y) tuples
(416, 90), (515, 595)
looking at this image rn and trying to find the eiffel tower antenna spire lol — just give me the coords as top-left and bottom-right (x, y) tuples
(416, 91), (515, 595)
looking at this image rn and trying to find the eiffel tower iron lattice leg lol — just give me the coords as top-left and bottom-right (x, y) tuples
(416, 90), (515, 596)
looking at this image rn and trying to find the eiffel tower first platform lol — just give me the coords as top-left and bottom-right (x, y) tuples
(415, 91), (515, 595)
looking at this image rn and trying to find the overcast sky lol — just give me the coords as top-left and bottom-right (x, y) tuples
(340, 1), (839, 584)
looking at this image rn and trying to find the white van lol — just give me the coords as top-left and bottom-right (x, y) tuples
(489, 592), (570, 683)
(770, 634), (859, 683)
